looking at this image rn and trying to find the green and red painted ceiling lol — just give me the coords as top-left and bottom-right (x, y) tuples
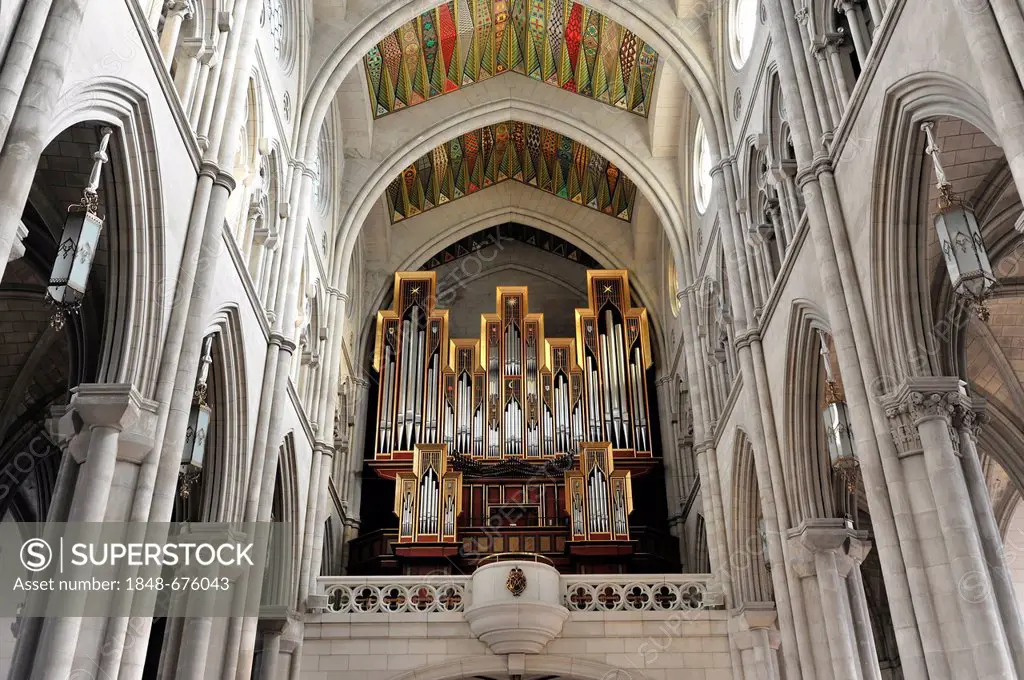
(385, 121), (638, 223)
(364, 1), (660, 118)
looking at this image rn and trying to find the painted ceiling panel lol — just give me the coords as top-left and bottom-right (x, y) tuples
(385, 121), (638, 223)
(364, 0), (659, 118)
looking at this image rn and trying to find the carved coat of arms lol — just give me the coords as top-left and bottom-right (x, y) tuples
(506, 566), (527, 597)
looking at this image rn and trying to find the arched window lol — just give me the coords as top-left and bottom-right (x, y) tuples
(731, 0), (758, 68)
(693, 122), (713, 214)
(263, 0), (285, 59)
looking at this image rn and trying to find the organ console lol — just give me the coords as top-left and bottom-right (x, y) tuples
(370, 270), (655, 567)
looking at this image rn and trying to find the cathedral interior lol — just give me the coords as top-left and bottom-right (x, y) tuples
(0, 0), (1023, 679)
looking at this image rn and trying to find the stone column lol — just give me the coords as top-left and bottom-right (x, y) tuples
(836, 1), (871, 64)
(950, 0), (1024, 200)
(158, 0), (195, 69)
(0, 0), (92, 281)
(654, 375), (684, 539)
(788, 519), (875, 680)
(30, 384), (142, 680)
(730, 604), (783, 680)
(884, 378), (1015, 679)
(957, 398), (1024, 677)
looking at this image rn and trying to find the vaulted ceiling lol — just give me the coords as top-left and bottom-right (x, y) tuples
(363, 0), (660, 118)
(383, 120), (639, 223)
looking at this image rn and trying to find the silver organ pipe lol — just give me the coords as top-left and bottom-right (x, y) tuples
(598, 330), (614, 445)
(543, 400), (554, 454)
(614, 485), (627, 534)
(401, 490), (413, 535)
(473, 401), (483, 455)
(419, 468), (439, 534)
(586, 356), (601, 441)
(411, 322), (425, 447)
(397, 317), (412, 449)
(613, 320), (631, 448)
(380, 346), (395, 453)
(443, 393), (455, 449)
(526, 342), (538, 456)
(630, 347), (648, 451)
(424, 351), (437, 442)
(443, 494), (455, 535)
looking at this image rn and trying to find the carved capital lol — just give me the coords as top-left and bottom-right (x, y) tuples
(883, 377), (970, 456)
(165, 0), (195, 18)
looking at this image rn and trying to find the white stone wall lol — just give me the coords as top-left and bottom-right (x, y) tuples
(299, 610), (732, 680)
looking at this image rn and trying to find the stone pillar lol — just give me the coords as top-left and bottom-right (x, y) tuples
(883, 378), (1015, 679)
(30, 384), (143, 680)
(957, 398), (1024, 677)
(730, 603), (783, 680)
(951, 0), (1024, 200)
(836, 1), (871, 64)
(654, 375), (684, 540)
(0, 0), (92, 281)
(788, 519), (876, 680)
(158, 0), (195, 68)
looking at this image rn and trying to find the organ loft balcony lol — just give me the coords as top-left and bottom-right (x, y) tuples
(349, 270), (680, 576)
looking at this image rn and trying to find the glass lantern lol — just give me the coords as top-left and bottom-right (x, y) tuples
(46, 127), (113, 329)
(923, 121), (997, 320)
(180, 336), (214, 499)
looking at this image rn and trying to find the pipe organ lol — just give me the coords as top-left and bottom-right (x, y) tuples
(372, 270), (654, 564)
(566, 444), (633, 544)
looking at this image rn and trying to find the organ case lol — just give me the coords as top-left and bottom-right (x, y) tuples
(371, 269), (653, 558)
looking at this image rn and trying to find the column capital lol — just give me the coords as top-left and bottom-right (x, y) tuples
(787, 518), (870, 578)
(882, 376), (970, 456)
(68, 383), (161, 464)
(165, 0), (195, 18)
(70, 383), (144, 430)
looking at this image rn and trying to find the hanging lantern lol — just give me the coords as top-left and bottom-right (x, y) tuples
(46, 127), (114, 330)
(819, 332), (859, 491)
(922, 121), (996, 321)
(180, 335), (214, 498)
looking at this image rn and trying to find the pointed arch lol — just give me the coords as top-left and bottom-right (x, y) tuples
(730, 430), (772, 605)
(45, 77), (168, 399)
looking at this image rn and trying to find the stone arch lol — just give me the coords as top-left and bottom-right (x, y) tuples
(328, 98), (693, 311)
(194, 305), (250, 523)
(296, 0), (728, 171)
(870, 71), (999, 389)
(782, 300), (836, 525)
(730, 430), (772, 605)
(274, 431), (302, 605)
(44, 78), (167, 399)
(354, 215), (670, 387)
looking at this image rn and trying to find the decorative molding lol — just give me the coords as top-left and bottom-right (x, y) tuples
(322, 579), (468, 614)
(563, 575), (721, 612)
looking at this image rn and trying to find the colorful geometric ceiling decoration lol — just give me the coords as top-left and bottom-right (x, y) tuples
(384, 121), (639, 223)
(364, 1), (660, 118)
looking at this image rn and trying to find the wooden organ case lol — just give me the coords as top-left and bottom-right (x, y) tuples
(370, 270), (658, 571)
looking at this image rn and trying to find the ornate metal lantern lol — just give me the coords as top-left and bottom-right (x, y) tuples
(180, 335), (214, 498)
(46, 127), (114, 330)
(819, 331), (859, 492)
(922, 121), (996, 321)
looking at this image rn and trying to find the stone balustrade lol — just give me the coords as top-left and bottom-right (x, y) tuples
(321, 576), (470, 614)
(562, 574), (721, 612)
(318, 573), (720, 615)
